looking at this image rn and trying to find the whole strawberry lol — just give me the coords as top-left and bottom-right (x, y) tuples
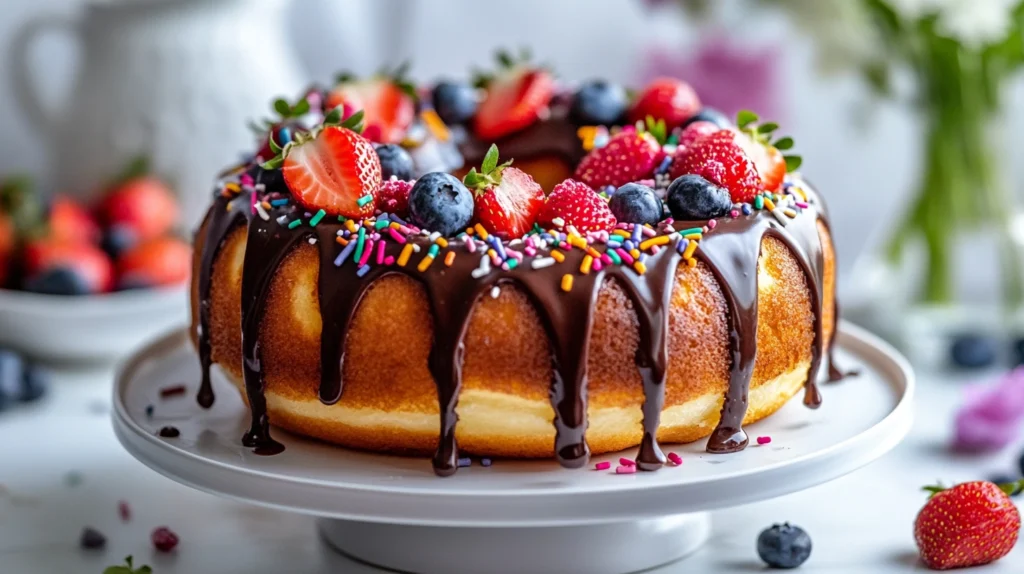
(377, 177), (414, 217)
(325, 67), (416, 144)
(474, 51), (555, 141)
(628, 77), (700, 127)
(732, 110), (802, 193)
(537, 179), (616, 233)
(676, 120), (719, 151)
(574, 129), (661, 189)
(669, 129), (762, 204)
(914, 480), (1021, 570)
(463, 145), (544, 238)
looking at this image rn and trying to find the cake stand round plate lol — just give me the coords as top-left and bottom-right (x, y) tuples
(112, 321), (913, 574)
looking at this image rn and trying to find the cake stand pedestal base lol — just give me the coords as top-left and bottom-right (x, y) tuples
(318, 513), (711, 574)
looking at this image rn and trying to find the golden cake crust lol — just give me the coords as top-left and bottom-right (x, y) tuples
(189, 214), (836, 458)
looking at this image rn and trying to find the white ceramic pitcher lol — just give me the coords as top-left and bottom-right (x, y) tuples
(10, 0), (307, 226)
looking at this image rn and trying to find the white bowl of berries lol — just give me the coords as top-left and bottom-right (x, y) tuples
(0, 169), (191, 363)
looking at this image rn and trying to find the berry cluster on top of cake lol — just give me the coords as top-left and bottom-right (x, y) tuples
(190, 51), (843, 476)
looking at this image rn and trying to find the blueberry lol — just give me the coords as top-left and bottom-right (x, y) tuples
(667, 174), (733, 220)
(101, 224), (138, 258)
(0, 349), (24, 408)
(20, 364), (48, 403)
(757, 523), (812, 569)
(683, 107), (732, 129)
(570, 80), (628, 126)
(1013, 337), (1024, 366)
(80, 527), (107, 550)
(949, 334), (997, 369)
(23, 267), (91, 296)
(432, 81), (478, 125)
(408, 172), (474, 237)
(608, 183), (663, 226)
(375, 144), (415, 181)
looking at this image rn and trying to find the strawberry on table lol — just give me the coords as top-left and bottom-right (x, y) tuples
(574, 127), (661, 189)
(915, 480), (1021, 570)
(669, 129), (762, 204)
(463, 144), (545, 238)
(473, 51), (555, 141)
(325, 66), (416, 145)
(264, 110), (382, 218)
(628, 77), (701, 127)
(537, 179), (616, 234)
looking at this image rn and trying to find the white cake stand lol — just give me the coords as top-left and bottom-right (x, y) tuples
(112, 322), (913, 574)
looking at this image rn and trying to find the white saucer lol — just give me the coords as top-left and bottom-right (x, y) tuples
(112, 322), (913, 574)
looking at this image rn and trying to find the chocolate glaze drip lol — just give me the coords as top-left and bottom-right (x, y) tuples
(828, 302), (859, 382)
(195, 171), (835, 473)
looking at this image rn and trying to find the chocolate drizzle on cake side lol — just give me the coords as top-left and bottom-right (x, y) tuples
(195, 168), (837, 475)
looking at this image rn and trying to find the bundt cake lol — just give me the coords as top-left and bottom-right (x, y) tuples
(189, 53), (844, 476)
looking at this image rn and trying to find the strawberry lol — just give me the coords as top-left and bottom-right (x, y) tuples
(669, 129), (762, 204)
(574, 129), (661, 189)
(48, 196), (101, 244)
(537, 179), (616, 233)
(677, 120), (719, 151)
(100, 177), (179, 242)
(0, 213), (13, 287)
(274, 111), (381, 218)
(733, 110), (802, 193)
(628, 77), (701, 127)
(117, 236), (191, 289)
(325, 71), (416, 145)
(473, 53), (554, 141)
(915, 480), (1021, 570)
(463, 145), (544, 238)
(377, 177), (414, 217)
(22, 237), (114, 294)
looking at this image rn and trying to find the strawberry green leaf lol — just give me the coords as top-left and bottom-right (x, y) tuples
(268, 133), (282, 155)
(293, 98), (311, 116)
(644, 116), (668, 145)
(482, 144), (500, 174)
(496, 49), (515, 69)
(756, 122), (779, 135)
(773, 136), (794, 151)
(261, 156), (285, 170)
(736, 110), (759, 129)
(273, 98), (291, 117)
(323, 106), (343, 126)
(784, 155), (803, 172)
(334, 71), (355, 86)
(339, 109), (365, 133)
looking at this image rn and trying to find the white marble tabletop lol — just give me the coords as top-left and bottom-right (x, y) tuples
(2, 358), (1023, 573)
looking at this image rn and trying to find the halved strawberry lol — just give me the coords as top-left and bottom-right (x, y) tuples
(537, 179), (616, 233)
(326, 75), (416, 145)
(463, 145), (544, 238)
(574, 129), (661, 189)
(628, 77), (701, 127)
(275, 114), (382, 218)
(473, 59), (554, 141)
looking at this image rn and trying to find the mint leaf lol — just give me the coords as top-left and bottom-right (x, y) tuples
(482, 144), (500, 174)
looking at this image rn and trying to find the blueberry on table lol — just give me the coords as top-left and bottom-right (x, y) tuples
(374, 143), (415, 181)
(667, 174), (732, 220)
(682, 107), (732, 129)
(949, 335), (997, 369)
(608, 183), (663, 226)
(757, 523), (812, 569)
(431, 81), (478, 126)
(570, 80), (628, 126)
(20, 363), (49, 403)
(408, 172), (474, 237)
(0, 348), (25, 409)
(80, 527), (107, 550)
